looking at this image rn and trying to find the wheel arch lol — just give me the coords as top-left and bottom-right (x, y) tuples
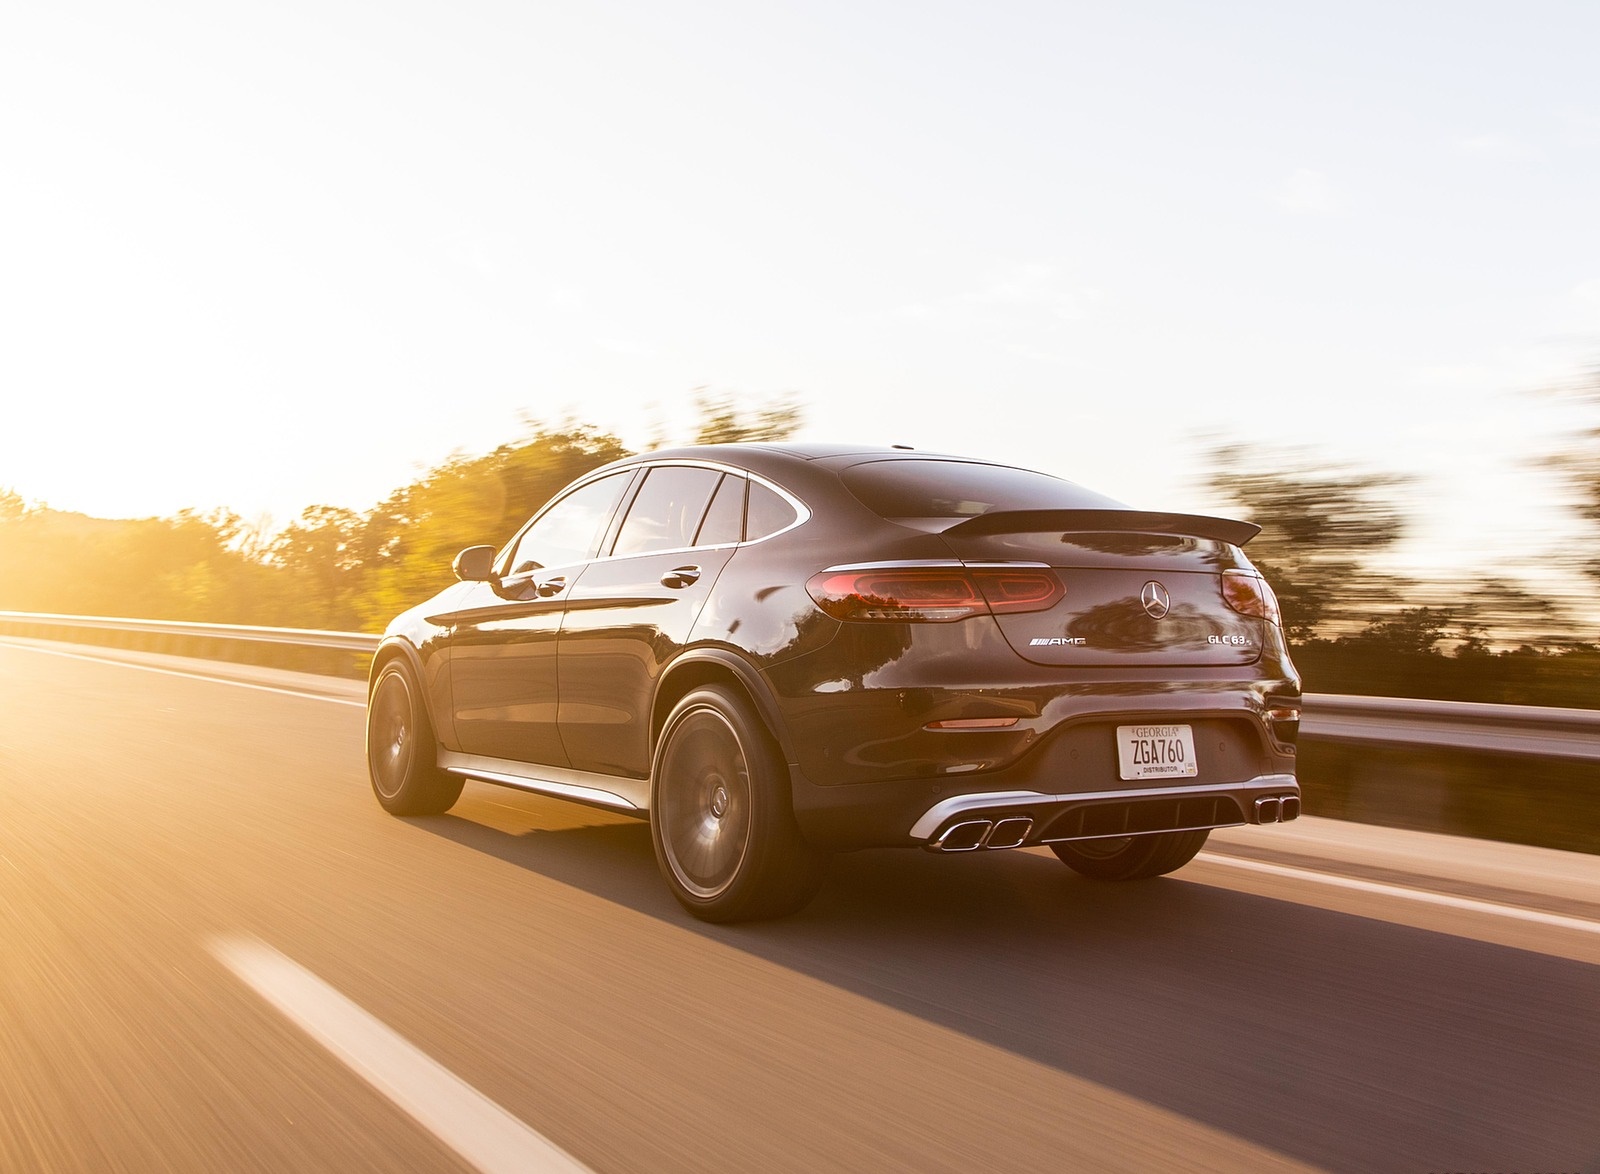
(652, 649), (796, 768)
(369, 636), (424, 697)
(370, 634), (461, 756)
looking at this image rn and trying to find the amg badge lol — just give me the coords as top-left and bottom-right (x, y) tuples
(1030, 637), (1087, 646)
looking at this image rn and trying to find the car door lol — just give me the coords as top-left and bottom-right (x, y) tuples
(446, 469), (636, 765)
(556, 464), (744, 778)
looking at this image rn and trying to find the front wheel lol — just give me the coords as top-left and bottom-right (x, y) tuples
(651, 685), (826, 923)
(367, 660), (464, 816)
(1050, 829), (1210, 880)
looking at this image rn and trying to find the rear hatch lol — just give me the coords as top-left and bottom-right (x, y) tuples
(837, 457), (1269, 669)
(937, 510), (1264, 667)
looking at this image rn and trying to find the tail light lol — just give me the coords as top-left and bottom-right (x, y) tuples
(1222, 569), (1281, 625)
(1266, 704), (1300, 745)
(806, 565), (1063, 623)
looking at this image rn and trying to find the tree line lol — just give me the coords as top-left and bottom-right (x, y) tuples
(0, 397), (798, 632)
(3, 386), (1596, 707)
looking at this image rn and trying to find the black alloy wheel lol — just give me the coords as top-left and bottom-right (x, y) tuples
(651, 684), (825, 922)
(367, 661), (464, 816)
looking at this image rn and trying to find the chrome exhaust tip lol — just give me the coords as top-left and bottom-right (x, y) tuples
(933, 820), (992, 852)
(1279, 795), (1301, 821)
(986, 817), (1033, 850)
(1254, 796), (1282, 824)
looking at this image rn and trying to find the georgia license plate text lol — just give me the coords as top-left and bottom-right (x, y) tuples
(1116, 724), (1198, 780)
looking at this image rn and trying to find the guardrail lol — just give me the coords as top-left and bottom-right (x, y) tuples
(0, 609), (378, 681)
(1302, 693), (1600, 762)
(0, 610), (380, 652)
(2, 610), (1598, 762)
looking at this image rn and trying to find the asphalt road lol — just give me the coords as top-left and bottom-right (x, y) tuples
(2, 640), (1598, 1173)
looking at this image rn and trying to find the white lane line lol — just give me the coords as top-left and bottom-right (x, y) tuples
(211, 936), (590, 1174)
(1198, 852), (1600, 936)
(0, 640), (366, 707)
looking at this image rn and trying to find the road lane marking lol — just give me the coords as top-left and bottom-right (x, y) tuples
(0, 640), (366, 707)
(1198, 852), (1600, 936)
(210, 936), (591, 1174)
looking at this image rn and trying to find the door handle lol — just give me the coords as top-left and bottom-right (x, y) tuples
(535, 575), (567, 598)
(660, 566), (702, 589)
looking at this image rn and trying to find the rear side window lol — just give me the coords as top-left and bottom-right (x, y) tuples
(746, 481), (799, 539)
(612, 465), (724, 556)
(841, 459), (1126, 519)
(695, 474), (746, 546)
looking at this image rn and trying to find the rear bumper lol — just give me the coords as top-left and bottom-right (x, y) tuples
(786, 697), (1299, 851)
(910, 773), (1300, 853)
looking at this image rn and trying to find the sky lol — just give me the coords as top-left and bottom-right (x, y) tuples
(3, 1), (1598, 597)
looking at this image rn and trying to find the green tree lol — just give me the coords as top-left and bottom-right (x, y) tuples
(350, 419), (631, 624)
(0, 505), (275, 622)
(271, 505), (366, 628)
(1347, 606), (1458, 655)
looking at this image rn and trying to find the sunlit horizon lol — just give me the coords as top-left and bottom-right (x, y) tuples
(4, 1), (1598, 612)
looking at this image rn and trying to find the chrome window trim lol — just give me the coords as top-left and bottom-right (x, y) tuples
(607, 463), (732, 561)
(496, 467), (641, 574)
(498, 459), (812, 576)
(818, 559), (1052, 572)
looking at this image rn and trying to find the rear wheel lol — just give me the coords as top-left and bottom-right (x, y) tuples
(367, 660), (463, 816)
(651, 685), (825, 923)
(1050, 829), (1209, 880)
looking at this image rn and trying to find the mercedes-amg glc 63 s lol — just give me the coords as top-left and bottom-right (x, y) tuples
(366, 443), (1301, 921)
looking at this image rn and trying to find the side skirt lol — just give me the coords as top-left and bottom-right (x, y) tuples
(436, 751), (651, 817)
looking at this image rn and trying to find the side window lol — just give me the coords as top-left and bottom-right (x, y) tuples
(745, 480), (799, 540)
(694, 474), (746, 546)
(611, 465), (724, 557)
(506, 472), (632, 574)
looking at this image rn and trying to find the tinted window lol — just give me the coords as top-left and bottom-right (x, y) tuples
(506, 472), (632, 573)
(612, 465), (724, 556)
(695, 473), (746, 546)
(746, 481), (799, 539)
(841, 459), (1127, 518)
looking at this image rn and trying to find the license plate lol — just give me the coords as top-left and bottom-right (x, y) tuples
(1116, 724), (1198, 780)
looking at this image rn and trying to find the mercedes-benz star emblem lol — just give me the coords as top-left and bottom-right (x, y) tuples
(1141, 580), (1171, 619)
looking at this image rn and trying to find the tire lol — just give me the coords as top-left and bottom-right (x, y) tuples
(366, 660), (464, 816)
(1050, 828), (1210, 881)
(650, 685), (826, 923)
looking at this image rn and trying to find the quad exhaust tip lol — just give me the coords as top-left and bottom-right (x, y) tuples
(1254, 795), (1301, 824)
(987, 817), (1033, 849)
(931, 817), (1035, 852)
(935, 820), (992, 852)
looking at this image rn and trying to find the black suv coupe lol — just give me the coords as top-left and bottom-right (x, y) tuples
(366, 443), (1301, 921)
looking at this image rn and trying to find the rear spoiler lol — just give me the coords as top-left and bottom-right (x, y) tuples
(939, 509), (1261, 546)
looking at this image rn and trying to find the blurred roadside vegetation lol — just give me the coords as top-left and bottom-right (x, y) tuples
(2, 385), (1597, 709)
(1204, 362), (1599, 710)
(0, 395), (798, 633)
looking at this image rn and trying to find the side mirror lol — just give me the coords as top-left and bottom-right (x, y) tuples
(452, 545), (499, 583)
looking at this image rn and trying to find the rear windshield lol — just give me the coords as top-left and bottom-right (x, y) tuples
(841, 459), (1127, 519)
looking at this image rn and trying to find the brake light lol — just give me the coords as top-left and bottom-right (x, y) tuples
(1222, 569), (1281, 625)
(806, 566), (1063, 623)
